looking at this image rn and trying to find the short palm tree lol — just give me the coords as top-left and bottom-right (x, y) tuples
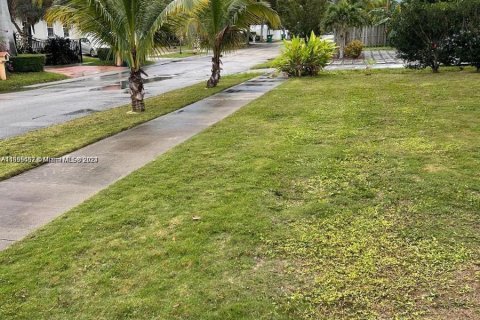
(369, 0), (400, 35)
(164, 0), (280, 88)
(47, 0), (170, 112)
(324, 0), (366, 59)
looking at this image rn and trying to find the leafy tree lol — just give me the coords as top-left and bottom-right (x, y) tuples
(165, 0), (280, 88)
(47, 0), (172, 112)
(324, 0), (366, 59)
(390, 0), (458, 72)
(276, 0), (329, 37)
(453, 30), (480, 71)
(8, 0), (53, 48)
(455, 0), (480, 71)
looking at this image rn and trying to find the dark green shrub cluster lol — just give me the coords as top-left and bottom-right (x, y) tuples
(453, 30), (480, 71)
(390, 0), (480, 72)
(97, 48), (114, 61)
(10, 54), (46, 72)
(345, 40), (364, 59)
(43, 38), (81, 65)
(273, 32), (336, 77)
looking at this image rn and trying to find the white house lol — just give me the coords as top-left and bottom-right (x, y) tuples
(15, 19), (82, 40)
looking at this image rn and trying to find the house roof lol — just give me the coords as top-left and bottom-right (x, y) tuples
(0, 52), (10, 58)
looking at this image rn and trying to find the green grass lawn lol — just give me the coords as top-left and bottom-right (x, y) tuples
(1, 69), (479, 319)
(0, 72), (67, 93)
(0, 73), (257, 181)
(251, 58), (275, 70)
(82, 56), (156, 67)
(81, 56), (115, 66)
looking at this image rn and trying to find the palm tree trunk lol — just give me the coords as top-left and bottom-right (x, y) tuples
(207, 49), (221, 88)
(260, 22), (265, 42)
(339, 30), (346, 59)
(115, 52), (122, 67)
(129, 69), (145, 112)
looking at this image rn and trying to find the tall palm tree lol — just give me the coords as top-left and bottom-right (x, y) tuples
(47, 0), (170, 112)
(324, 0), (366, 59)
(164, 0), (280, 88)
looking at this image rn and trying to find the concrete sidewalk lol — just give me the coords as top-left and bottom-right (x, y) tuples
(0, 43), (281, 140)
(0, 74), (285, 251)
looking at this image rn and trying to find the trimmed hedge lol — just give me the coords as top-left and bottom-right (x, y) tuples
(11, 54), (46, 72)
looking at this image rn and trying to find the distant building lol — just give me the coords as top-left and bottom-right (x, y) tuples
(250, 25), (288, 42)
(13, 19), (82, 40)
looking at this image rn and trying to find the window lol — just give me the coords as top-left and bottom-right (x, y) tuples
(47, 23), (54, 37)
(63, 26), (70, 38)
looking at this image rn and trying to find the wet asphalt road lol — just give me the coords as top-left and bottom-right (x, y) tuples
(0, 43), (280, 140)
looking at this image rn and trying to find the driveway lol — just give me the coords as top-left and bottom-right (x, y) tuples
(326, 49), (404, 70)
(0, 43), (281, 140)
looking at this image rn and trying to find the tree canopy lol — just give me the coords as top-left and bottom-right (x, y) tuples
(276, 0), (329, 37)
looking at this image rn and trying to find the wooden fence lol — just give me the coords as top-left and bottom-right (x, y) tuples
(335, 24), (388, 47)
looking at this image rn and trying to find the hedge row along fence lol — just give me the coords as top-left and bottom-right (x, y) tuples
(10, 54), (46, 72)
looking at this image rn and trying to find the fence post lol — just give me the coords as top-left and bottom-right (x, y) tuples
(78, 39), (83, 63)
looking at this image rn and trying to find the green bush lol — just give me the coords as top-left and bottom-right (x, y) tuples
(44, 38), (80, 65)
(455, 0), (480, 71)
(389, 0), (474, 72)
(454, 31), (480, 71)
(274, 37), (304, 76)
(97, 48), (114, 61)
(345, 40), (364, 58)
(273, 32), (336, 76)
(10, 54), (46, 72)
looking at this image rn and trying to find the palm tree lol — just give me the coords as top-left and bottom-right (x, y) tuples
(324, 0), (366, 59)
(164, 0), (280, 88)
(47, 0), (170, 112)
(369, 0), (400, 36)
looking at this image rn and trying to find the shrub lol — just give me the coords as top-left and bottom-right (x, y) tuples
(43, 38), (80, 65)
(274, 32), (336, 77)
(274, 37), (307, 76)
(391, 0), (480, 72)
(344, 40), (364, 58)
(97, 48), (114, 61)
(455, 0), (480, 71)
(10, 54), (46, 72)
(454, 30), (480, 71)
